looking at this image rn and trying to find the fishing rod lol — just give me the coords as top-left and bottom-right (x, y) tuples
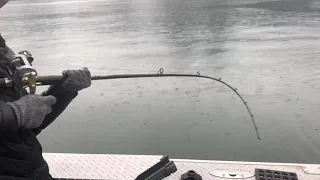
(1, 51), (261, 140)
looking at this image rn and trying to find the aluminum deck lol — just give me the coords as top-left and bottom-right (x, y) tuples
(44, 153), (320, 180)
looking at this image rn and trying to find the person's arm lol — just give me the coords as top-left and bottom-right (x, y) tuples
(0, 36), (56, 134)
(33, 68), (91, 135)
(0, 36), (19, 134)
(33, 85), (78, 134)
(0, 100), (19, 134)
(1, 94), (56, 135)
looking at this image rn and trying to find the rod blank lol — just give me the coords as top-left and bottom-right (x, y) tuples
(0, 72), (261, 140)
(37, 73), (261, 140)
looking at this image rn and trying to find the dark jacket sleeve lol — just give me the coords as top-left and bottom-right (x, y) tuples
(0, 35), (19, 134)
(0, 101), (19, 135)
(33, 85), (78, 135)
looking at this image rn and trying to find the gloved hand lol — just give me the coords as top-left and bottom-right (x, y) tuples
(60, 67), (91, 92)
(7, 95), (56, 129)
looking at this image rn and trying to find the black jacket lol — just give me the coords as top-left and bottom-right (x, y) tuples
(0, 34), (78, 180)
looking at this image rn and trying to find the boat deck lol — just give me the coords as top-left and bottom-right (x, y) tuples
(44, 153), (320, 180)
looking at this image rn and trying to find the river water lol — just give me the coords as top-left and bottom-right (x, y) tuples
(1, 0), (320, 164)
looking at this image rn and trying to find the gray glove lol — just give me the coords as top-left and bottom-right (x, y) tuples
(7, 95), (56, 129)
(60, 67), (91, 92)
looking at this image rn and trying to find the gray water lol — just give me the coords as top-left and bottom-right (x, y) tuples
(1, 0), (320, 164)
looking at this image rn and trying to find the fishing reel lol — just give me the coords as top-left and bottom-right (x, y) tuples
(1, 50), (66, 94)
(5, 50), (38, 94)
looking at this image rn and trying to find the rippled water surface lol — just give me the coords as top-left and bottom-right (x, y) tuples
(1, 0), (320, 163)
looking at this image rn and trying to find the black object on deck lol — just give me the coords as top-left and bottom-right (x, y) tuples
(180, 170), (202, 180)
(255, 169), (298, 180)
(135, 155), (177, 180)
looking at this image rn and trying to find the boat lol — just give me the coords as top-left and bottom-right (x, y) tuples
(44, 153), (319, 179)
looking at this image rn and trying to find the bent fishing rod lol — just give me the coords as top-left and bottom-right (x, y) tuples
(0, 51), (261, 140)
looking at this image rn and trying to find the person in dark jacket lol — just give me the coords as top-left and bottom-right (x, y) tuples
(0, 38), (91, 179)
(0, 1), (92, 179)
